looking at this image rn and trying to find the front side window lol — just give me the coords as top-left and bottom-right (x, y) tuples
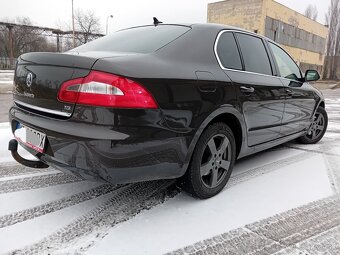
(269, 42), (302, 81)
(216, 32), (242, 70)
(235, 33), (273, 76)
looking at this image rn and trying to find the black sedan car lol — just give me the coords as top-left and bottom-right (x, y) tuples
(9, 23), (327, 199)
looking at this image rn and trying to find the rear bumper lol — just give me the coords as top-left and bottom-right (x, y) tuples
(9, 106), (192, 184)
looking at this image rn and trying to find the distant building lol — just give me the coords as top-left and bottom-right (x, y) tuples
(207, 0), (329, 74)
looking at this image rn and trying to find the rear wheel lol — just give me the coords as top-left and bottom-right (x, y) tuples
(182, 122), (236, 199)
(298, 106), (328, 144)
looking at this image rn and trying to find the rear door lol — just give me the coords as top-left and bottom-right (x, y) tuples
(216, 31), (285, 146)
(267, 42), (316, 135)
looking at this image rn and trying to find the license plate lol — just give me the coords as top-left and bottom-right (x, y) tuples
(14, 123), (46, 153)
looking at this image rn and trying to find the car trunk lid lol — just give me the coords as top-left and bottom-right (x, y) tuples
(13, 51), (133, 118)
(13, 52), (97, 118)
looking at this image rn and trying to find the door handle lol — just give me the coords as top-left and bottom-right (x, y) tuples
(240, 86), (255, 93)
(199, 85), (217, 92)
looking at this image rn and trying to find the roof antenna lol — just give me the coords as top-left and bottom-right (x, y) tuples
(153, 17), (163, 26)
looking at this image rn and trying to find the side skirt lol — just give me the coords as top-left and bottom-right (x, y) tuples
(238, 130), (306, 159)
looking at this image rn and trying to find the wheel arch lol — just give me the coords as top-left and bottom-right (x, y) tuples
(182, 106), (246, 175)
(208, 113), (243, 158)
(319, 101), (325, 109)
(312, 99), (326, 118)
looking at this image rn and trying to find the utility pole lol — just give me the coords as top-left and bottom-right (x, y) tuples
(56, 33), (60, 52)
(72, 0), (75, 48)
(52, 29), (63, 52)
(6, 25), (14, 68)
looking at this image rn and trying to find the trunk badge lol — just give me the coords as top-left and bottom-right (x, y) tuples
(26, 73), (33, 87)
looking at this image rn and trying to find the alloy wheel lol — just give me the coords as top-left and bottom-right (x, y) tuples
(307, 112), (325, 140)
(200, 134), (231, 189)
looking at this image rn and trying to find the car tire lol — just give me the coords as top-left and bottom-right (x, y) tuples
(182, 122), (236, 199)
(298, 106), (328, 144)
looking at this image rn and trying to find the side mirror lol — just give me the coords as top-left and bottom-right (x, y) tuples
(305, 70), (320, 82)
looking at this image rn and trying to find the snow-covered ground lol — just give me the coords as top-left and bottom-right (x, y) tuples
(0, 71), (14, 94)
(0, 89), (340, 254)
(0, 70), (14, 84)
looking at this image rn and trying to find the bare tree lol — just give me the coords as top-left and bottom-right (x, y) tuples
(0, 17), (56, 58)
(53, 10), (103, 52)
(304, 4), (318, 21)
(74, 9), (102, 45)
(323, 0), (340, 80)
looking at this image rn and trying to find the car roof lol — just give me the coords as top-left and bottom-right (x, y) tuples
(118, 23), (271, 43)
(190, 23), (268, 39)
(121, 23), (250, 33)
(130, 23), (266, 39)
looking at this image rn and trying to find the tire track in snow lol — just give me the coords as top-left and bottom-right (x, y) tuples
(0, 173), (81, 194)
(246, 195), (340, 247)
(284, 135), (340, 157)
(1, 136), (337, 253)
(284, 146), (340, 157)
(7, 147), (313, 252)
(326, 129), (340, 134)
(167, 195), (340, 255)
(0, 184), (123, 228)
(0, 147), (314, 228)
(0, 163), (54, 178)
(228, 134), (340, 188)
(228, 151), (313, 187)
(11, 180), (178, 255)
(323, 154), (340, 194)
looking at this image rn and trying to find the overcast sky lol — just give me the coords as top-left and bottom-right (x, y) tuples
(0, 0), (330, 33)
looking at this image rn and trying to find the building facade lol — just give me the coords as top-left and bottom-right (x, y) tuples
(207, 0), (329, 73)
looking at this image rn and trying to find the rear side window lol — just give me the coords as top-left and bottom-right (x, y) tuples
(72, 25), (191, 54)
(235, 33), (273, 76)
(216, 32), (242, 70)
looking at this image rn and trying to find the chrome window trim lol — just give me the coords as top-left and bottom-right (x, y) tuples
(279, 76), (303, 83)
(214, 30), (238, 71)
(214, 30), (244, 72)
(14, 100), (72, 117)
(214, 29), (302, 82)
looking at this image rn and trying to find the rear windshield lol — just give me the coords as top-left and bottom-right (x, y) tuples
(72, 25), (191, 54)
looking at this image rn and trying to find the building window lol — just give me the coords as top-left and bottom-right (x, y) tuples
(265, 16), (326, 54)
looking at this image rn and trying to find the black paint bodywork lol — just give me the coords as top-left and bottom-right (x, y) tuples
(9, 23), (325, 184)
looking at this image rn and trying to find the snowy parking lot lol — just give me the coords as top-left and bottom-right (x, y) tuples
(0, 71), (13, 94)
(0, 88), (340, 254)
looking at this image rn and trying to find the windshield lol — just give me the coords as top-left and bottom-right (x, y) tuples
(72, 25), (191, 54)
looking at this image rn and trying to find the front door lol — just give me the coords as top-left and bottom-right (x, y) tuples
(280, 79), (316, 135)
(268, 42), (316, 136)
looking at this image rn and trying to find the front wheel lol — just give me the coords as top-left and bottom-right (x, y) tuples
(298, 106), (328, 144)
(182, 122), (236, 199)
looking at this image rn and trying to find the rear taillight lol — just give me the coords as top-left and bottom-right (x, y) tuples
(58, 71), (158, 109)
